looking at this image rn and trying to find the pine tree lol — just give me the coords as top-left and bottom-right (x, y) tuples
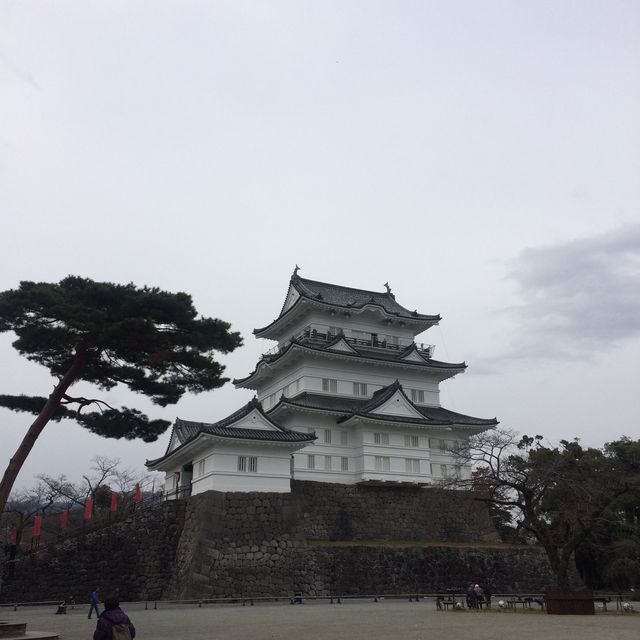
(0, 276), (242, 513)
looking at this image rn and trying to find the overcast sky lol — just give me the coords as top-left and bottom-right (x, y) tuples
(1, 1), (639, 492)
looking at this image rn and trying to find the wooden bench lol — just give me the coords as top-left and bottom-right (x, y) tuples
(507, 597), (532, 609)
(436, 596), (457, 611)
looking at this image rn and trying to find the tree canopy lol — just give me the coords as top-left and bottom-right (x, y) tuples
(0, 276), (242, 513)
(451, 429), (640, 591)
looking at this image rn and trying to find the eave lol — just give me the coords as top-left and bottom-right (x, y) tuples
(234, 341), (466, 390)
(337, 414), (495, 431)
(253, 296), (440, 340)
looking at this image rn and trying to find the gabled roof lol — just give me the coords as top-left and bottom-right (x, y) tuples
(254, 273), (440, 338)
(146, 398), (315, 469)
(234, 337), (465, 388)
(269, 381), (498, 430)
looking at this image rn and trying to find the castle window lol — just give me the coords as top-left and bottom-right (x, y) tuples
(404, 435), (419, 448)
(410, 389), (425, 403)
(324, 455), (332, 470)
(341, 457), (349, 471)
(237, 456), (247, 472)
(248, 456), (258, 473)
(405, 458), (420, 473)
(198, 459), (206, 477)
(374, 432), (389, 445)
(307, 454), (315, 469)
(322, 378), (337, 393)
(324, 429), (332, 444)
(375, 456), (390, 472)
(340, 431), (349, 446)
(353, 382), (367, 397)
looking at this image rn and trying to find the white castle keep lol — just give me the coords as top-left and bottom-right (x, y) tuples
(147, 270), (497, 494)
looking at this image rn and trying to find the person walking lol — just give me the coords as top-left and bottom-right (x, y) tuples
(93, 595), (136, 640)
(88, 587), (100, 619)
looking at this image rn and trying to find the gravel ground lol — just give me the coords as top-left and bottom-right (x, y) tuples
(2, 598), (639, 640)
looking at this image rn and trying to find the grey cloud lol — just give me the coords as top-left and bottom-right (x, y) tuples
(502, 224), (640, 361)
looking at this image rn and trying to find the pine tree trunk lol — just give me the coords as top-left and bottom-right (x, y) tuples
(0, 351), (86, 515)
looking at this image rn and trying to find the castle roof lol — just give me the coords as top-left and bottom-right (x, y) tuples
(269, 381), (498, 430)
(234, 333), (465, 389)
(254, 274), (440, 338)
(146, 399), (315, 469)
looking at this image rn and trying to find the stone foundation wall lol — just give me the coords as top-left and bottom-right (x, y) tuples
(1, 500), (186, 603)
(293, 481), (499, 542)
(1, 482), (561, 603)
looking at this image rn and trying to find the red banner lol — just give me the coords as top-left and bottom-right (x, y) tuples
(84, 498), (94, 520)
(11, 528), (17, 545)
(134, 483), (142, 503)
(60, 509), (69, 529)
(32, 515), (43, 538)
(110, 492), (118, 513)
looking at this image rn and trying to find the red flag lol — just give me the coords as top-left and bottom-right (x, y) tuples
(60, 509), (69, 530)
(32, 515), (43, 538)
(84, 498), (94, 520)
(134, 483), (142, 503)
(11, 528), (17, 545)
(110, 492), (118, 513)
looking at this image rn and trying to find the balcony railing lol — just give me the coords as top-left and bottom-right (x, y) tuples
(263, 324), (434, 359)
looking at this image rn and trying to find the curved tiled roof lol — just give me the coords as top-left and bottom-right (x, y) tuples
(234, 337), (465, 387)
(254, 275), (440, 336)
(270, 382), (498, 429)
(146, 398), (315, 468)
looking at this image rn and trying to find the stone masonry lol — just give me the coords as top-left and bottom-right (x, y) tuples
(1, 482), (558, 603)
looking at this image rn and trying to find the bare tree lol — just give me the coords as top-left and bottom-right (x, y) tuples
(38, 456), (120, 508)
(2, 481), (59, 547)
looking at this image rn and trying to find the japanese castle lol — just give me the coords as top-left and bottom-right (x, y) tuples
(147, 270), (498, 495)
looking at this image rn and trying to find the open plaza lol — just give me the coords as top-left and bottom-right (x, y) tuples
(2, 598), (639, 640)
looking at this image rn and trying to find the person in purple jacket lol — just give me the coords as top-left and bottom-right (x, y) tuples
(92, 595), (136, 640)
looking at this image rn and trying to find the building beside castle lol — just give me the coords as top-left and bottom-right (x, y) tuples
(146, 271), (497, 495)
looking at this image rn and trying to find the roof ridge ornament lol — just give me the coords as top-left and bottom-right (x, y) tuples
(292, 264), (301, 279)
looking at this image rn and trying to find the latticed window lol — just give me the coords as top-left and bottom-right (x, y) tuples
(237, 456), (247, 472)
(198, 459), (206, 476)
(341, 457), (349, 471)
(248, 456), (258, 473)
(324, 456), (332, 470)
(324, 429), (332, 444)
(375, 456), (390, 472)
(404, 435), (419, 448)
(322, 378), (337, 393)
(353, 382), (367, 396)
(307, 454), (315, 469)
(374, 432), (389, 445)
(410, 389), (425, 403)
(340, 431), (349, 446)
(405, 458), (420, 473)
